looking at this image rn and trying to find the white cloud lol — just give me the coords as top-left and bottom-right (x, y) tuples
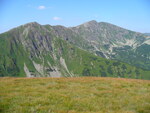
(53, 17), (62, 21)
(93, 14), (99, 18)
(38, 6), (46, 10)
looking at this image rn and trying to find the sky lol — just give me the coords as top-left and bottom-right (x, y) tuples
(0, 0), (150, 33)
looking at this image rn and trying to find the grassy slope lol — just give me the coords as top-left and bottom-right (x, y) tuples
(0, 29), (150, 79)
(0, 32), (37, 77)
(0, 77), (150, 113)
(0, 34), (150, 79)
(55, 39), (150, 79)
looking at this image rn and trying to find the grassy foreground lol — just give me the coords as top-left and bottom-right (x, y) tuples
(0, 77), (150, 113)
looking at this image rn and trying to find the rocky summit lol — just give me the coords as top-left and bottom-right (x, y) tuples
(0, 20), (150, 79)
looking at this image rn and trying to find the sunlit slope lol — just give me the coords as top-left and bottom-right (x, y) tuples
(0, 22), (150, 79)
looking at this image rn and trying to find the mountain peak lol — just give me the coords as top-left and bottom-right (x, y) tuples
(87, 20), (98, 24)
(76, 20), (99, 28)
(23, 22), (40, 27)
(83, 20), (98, 26)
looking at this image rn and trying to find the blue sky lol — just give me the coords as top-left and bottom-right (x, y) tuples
(0, 0), (150, 33)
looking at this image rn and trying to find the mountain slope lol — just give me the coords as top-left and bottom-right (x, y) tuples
(53, 20), (150, 70)
(0, 22), (150, 79)
(144, 33), (150, 36)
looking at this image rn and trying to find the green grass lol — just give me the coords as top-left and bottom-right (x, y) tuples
(0, 77), (150, 113)
(53, 38), (150, 79)
(0, 31), (150, 79)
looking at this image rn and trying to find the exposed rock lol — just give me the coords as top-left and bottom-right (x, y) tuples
(24, 63), (32, 77)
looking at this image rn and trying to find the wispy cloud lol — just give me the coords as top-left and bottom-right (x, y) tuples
(38, 5), (46, 10)
(27, 5), (53, 10)
(93, 14), (99, 18)
(53, 17), (62, 21)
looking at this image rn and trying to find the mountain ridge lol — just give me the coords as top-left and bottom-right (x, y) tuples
(0, 20), (150, 79)
(3, 20), (148, 35)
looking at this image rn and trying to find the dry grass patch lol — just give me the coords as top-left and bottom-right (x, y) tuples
(0, 77), (150, 113)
